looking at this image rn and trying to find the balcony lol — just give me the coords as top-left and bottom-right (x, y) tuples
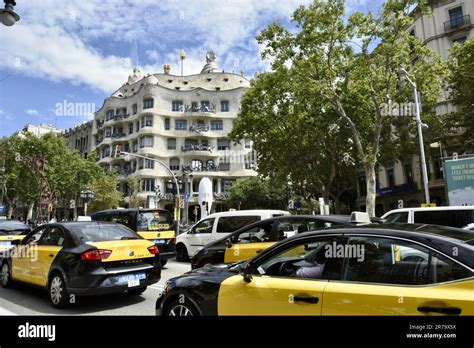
(181, 163), (220, 172)
(111, 131), (127, 139)
(113, 113), (130, 122)
(181, 144), (214, 153)
(96, 136), (104, 144)
(189, 124), (209, 133)
(444, 15), (471, 33)
(183, 103), (217, 115)
(96, 120), (104, 129)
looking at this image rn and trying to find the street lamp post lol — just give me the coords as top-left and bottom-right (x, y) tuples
(398, 68), (430, 204)
(0, 0), (20, 26)
(80, 187), (95, 216)
(116, 149), (181, 233)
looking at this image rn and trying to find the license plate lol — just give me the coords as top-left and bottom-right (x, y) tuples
(153, 239), (166, 244)
(117, 273), (146, 287)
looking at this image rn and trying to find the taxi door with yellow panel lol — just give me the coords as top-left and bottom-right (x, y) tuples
(322, 235), (474, 315)
(224, 221), (276, 263)
(11, 227), (46, 283)
(218, 235), (344, 315)
(29, 226), (65, 287)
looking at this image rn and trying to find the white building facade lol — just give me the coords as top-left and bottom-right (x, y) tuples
(92, 53), (256, 220)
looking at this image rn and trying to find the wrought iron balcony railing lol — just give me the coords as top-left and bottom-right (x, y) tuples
(444, 14), (471, 33)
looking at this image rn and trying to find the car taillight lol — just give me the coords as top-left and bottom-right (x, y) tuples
(81, 249), (112, 261)
(148, 245), (159, 255)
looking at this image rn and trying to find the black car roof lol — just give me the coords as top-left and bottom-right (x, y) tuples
(292, 223), (474, 268)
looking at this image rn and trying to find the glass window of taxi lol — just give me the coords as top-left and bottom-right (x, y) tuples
(192, 218), (215, 234)
(250, 235), (344, 280)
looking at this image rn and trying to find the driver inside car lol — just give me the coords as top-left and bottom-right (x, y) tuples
(293, 245), (328, 279)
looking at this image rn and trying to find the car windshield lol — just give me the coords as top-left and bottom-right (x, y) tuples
(137, 210), (173, 231)
(0, 221), (30, 235)
(68, 223), (140, 242)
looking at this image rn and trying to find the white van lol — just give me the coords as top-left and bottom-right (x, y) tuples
(381, 206), (474, 229)
(175, 210), (290, 261)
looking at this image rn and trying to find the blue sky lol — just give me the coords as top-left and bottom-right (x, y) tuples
(0, 0), (385, 137)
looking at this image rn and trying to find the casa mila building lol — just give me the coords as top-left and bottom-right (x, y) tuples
(92, 52), (257, 221)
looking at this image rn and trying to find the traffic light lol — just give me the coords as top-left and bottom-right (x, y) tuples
(113, 144), (122, 158)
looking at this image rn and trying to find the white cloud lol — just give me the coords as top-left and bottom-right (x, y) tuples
(26, 109), (39, 116)
(2, 0), (384, 95)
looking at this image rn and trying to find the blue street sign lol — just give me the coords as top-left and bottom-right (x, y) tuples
(184, 194), (190, 201)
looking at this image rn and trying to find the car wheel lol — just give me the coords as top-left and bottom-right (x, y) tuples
(127, 286), (147, 296)
(160, 259), (168, 267)
(48, 273), (69, 308)
(176, 244), (189, 262)
(165, 299), (200, 316)
(1, 261), (12, 288)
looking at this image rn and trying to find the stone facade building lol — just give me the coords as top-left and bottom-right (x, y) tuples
(91, 52), (256, 220)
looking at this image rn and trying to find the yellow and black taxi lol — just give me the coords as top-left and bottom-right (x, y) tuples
(1, 221), (161, 308)
(190, 215), (354, 269)
(0, 219), (31, 252)
(157, 223), (474, 316)
(91, 208), (176, 266)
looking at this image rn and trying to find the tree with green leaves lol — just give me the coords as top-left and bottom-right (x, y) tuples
(0, 133), (120, 219)
(227, 177), (287, 210)
(446, 37), (474, 151)
(87, 172), (122, 213)
(240, 0), (444, 216)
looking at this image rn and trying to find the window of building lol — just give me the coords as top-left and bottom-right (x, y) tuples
(132, 103), (138, 115)
(452, 36), (467, 45)
(128, 124), (133, 134)
(448, 6), (464, 28)
(132, 141), (138, 153)
(217, 139), (230, 150)
(141, 115), (153, 128)
(105, 128), (112, 138)
(221, 101), (229, 112)
(142, 178), (155, 192)
(211, 120), (223, 130)
(167, 138), (176, 150)
(221, 180), (234, 193)
(169, 158), (180, 171)
(116, 107), (126, 116)
(404, 163), (413, 183)
(201, 101), (210, 112)
(106, 110), (114, 121)
(139, 136), (153, 148)
(143, 98), (154, 109)
(145, 159), (154, 169)
(191, 102), (199, 111)
(207, 159), (215, 170)
(244, 138), (251, 149)
(387, 168), (395, 187)
(164, 118), (170, 130)
(135, 121), (140, 132)
(175, 120), (187, 130)
(191, 160), (203, 171)
(172, 101), (183, 112)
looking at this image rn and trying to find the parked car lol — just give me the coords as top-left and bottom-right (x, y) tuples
(91, 208), (176, 266)
(0, 220), (31, 252)
(381, 206), (474, 229)
(157, 223), (474, 316)
(175, 210), (290, 261)
(190, 214), (355, 269)
(1, 222), (161, 308)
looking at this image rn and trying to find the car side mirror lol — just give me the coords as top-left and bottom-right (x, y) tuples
(239, 263), (253, 283)
(226, 239), (232, 248)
